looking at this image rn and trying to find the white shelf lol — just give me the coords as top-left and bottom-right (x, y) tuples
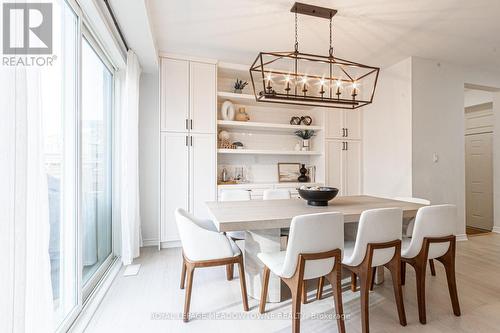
(217, 91), (316, 110)
(217, 149), (321, 155)
(217, 120), (322, 133)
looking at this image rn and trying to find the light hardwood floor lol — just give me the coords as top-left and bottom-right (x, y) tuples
(85, 234), (500, 333)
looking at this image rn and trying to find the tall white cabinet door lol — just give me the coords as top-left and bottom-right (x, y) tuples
(190, 133), (216, 219)
(161, 58), (189, 132)
(190, 62), (216, 134)
(325, 110), (344, 139)
(161, 132), (189, 242)
(344, 110), (362, 140)
(345, 141), (362, 196)
(326, 140), (344, 193)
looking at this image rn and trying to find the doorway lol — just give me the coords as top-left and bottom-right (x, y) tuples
(464, 85), (495, 235)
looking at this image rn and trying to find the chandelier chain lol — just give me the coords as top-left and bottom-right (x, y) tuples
(294, 9), (299, 52)
(329, 16), (333, 57)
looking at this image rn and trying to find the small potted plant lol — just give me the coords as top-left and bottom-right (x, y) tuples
(233, 78), (248, 94)
(294, 130), (315, 151)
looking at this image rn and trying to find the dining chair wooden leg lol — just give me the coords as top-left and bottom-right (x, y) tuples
(386, 259), (407, 326)
(414, 264), (427, 324)
(290, 279), (303, 333)
(437, 250), (461, 316)
(259, 266), (270, 314)
(237, 257), (249, 311)
(316, 276), (325, 300)
(326, 265), (346, 333)
(429, 259), (436, 276)
(302, 280), (308, 304)
(351, 271), (357, 292)
(359, 270), (371, 333)
(180, 259), (187, 289)
(369, 266), (376, 291)
(226, 264), (234, 281)
(183, 264), (195, 322)
(401, 261), (406, 286)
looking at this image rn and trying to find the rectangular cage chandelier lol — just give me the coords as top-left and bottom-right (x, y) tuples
(249, 2), (380, 109)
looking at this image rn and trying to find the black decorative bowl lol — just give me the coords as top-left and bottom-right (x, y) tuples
(297, 187), (339, 206)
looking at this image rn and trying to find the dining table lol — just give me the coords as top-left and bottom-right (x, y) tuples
(205, 195), (425, 302)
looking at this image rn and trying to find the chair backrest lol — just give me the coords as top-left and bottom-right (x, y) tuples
(405, 204), (456, 259)
(394, 197), (431, 205)
(175, 208), (233, 261)
(350, 208), (403, 267)
(281, 212), (344, 279)
(263, 189), (291, 200)
(220, 189), (251, 201)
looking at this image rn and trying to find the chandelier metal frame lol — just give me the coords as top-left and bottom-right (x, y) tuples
(249, 2), (380, 109)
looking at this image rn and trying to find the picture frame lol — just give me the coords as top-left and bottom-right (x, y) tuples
(278, 163), (301, 182)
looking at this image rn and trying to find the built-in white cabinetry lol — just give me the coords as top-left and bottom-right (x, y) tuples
(160, 56), (217, 245)
(160, 58), (216, 134)
(326, 139), (362, 196)
(325, 109), (362, 140)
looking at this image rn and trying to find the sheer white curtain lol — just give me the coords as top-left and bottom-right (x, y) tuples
(0, 68), (54, 332)
(119, 50), (143, 265)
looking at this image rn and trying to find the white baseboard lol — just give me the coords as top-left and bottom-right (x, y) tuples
(141, 238), (159, 247)
(141, 238), (181, 249)
(456, 234), (468, 241)
(161, 240), (182, 248)
(492, 226), (500, 234)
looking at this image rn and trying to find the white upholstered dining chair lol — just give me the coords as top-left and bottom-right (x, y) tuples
(401, 204), (460, 324)
(258, 212), (346, 333)
(262, 189), (291, 200)
(175, 208), (248, 322)
(341, 208), (406, 333)
(394, 197), (431, 238)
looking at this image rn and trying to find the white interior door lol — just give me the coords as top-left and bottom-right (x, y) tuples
(161, 132), (189, 242)
(465, 132), (493, 230)
(325, 110), (344, 139)
(189, 62), (216, 134)
(344, 110), (362, 140)
(345, 140), (362, 196)
(326, 140), (344, 193)
(190, 133), (216, 219)
(161, 58), (189, 132)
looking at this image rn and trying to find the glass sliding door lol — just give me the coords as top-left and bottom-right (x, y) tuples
(81, 36), (114, 290)
(41, 0), (78, 328)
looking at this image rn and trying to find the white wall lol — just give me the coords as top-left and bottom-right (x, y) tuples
(363, 58), (413, 198)
(493, 92), (500, 233)
(139, 73), (159, 244)
(411, 57), (466, 237)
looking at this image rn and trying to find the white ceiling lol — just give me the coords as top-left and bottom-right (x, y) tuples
(146, 0), (500, 70)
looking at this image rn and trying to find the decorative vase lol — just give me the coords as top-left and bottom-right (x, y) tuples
(301, 139), (310, 151)
(235, 107), (250, 121)
(298, 164), (309, 182)
(234, 88), (243, 94)
(221, 100), (235, 120)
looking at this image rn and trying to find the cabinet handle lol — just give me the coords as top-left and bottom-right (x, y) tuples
(341, 142), (345, 150)
(185, 135), (189, 146)
(185, 119), (189, 130)
(345, 141), (348, 150)
(190, 136), (193, 146)
(342, 128), (345, 137)
(346, 128), (349, 137)
(190, 119), (193, 130)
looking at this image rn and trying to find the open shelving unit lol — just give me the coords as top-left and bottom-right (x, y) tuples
(216, 62), (326, 189)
